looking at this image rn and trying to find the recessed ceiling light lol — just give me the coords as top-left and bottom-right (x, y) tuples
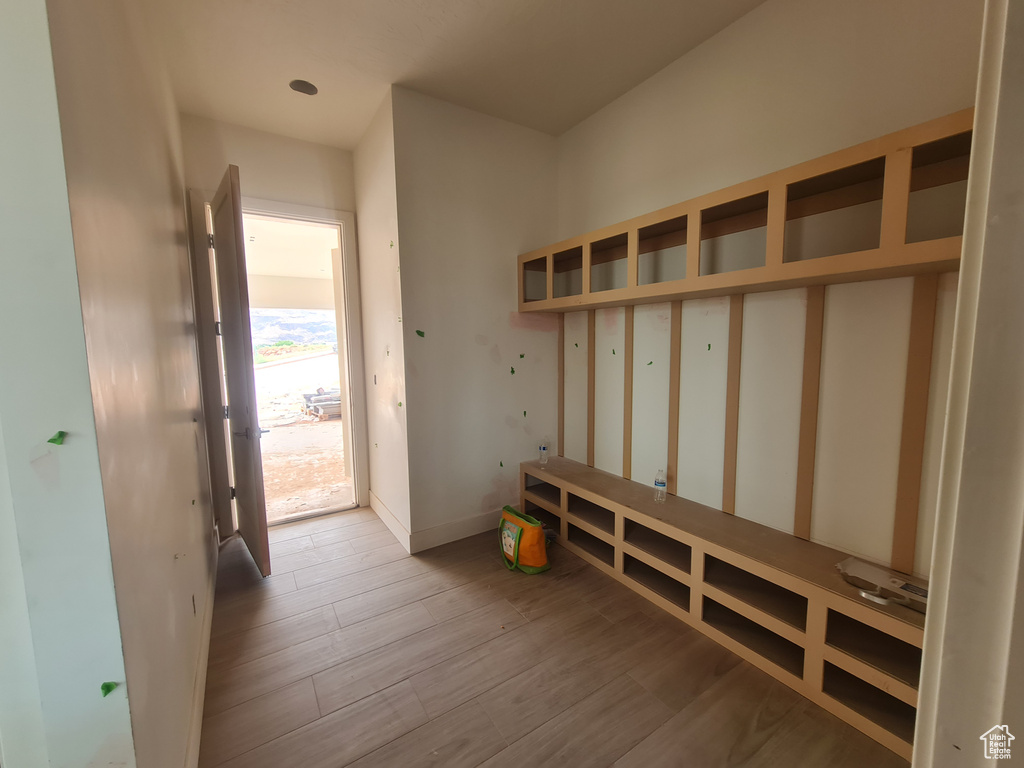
(289, 79), (318, 96)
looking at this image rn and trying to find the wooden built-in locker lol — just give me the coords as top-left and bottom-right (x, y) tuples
(519, 110), (974, 758)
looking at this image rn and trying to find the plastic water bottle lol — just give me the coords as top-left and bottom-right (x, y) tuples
(539, 443), (548, 466)
(654, 469), (667, 503)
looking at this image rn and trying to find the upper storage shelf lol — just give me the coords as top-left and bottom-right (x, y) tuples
(518, 110), (973, 313)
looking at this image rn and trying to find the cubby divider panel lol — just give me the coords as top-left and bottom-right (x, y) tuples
(590, 232), (628, 292)
(638, 215), (687, 285)
(567, 493), (615, 534)
(700, 193), (768, 275)
(567, 523), (614, 566)
(523, 255), (547, 302)
(704, 555), (807, 630)
(553, 246), (584, 298)
(623, 518), (691, 573)
(624, 554), (690, 611)
(826, 610), (922, 688)
(524, 474), (561, 508)
(823, 663), (917, 744)
(523, 500), (561, 534)
(702, 597), (805, 677)
(906, 131), (972, 244)
(784, 157), (885, 262)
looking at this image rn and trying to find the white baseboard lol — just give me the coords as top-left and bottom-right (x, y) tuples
(183, 530), (218, 767)
(369, 491), (412, 553)
(408, 508), (502, 554)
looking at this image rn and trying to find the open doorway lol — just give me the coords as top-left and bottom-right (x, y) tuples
(242, 213), (357, 524)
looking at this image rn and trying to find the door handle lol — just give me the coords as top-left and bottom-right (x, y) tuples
(232, 427), (269, 439)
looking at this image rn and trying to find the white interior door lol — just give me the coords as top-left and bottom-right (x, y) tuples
(210, 165), (271, 576)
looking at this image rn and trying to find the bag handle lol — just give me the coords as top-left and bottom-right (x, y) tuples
(500, 520), (522, 571)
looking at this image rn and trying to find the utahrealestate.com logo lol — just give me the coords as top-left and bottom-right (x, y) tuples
(980, 725), (1014, 760)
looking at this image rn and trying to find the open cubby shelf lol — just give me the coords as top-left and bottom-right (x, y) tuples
(523, 500), (561, 535)
(624, 554), (690, 611)
(823, 663), (917, 745)
(523, 475), (561, 508)
(590, 232), (629, 293)
(907, 130), (972, 244)
(783, 157), (884, 264)
(826, 610), (922, 688)
(704, 555), (807, 631)
(552, 245), (583, 299)
(703, 597), (805, 678)
(517, 110), (972, 313)
(567, 493), (615, 534)
(638, 214), (687, 285)
(567, 523), (615, 566)
(519, 457), (924, 759)
(624, 518), (691, 574)
(700, 192), (768, 276)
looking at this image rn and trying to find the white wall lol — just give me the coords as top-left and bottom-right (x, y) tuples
(0, 2), (134, 765)
(354, 93), (413, 536)
(247, 274), (335, 310)
(391, 86), (559, 543)
(734, 289), (806, 533)
(593, 308), (625, 475)
(810, 278), (913, 564)
(562, 311), (589, 463)
(630, 303), (672, 485)
(677, 297), (731, 509)
(180, 114), (355, 211)
(0, 420), (49, 768)
(46, 0), (218, 765)
(556, 0), (983, 238)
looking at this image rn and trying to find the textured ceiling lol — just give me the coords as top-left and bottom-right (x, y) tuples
(143, 0), (765, 150)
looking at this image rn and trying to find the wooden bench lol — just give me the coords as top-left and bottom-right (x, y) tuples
(520, 456), (925, 759)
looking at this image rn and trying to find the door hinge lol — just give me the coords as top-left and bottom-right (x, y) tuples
(207, 233), (215, 249)
(222, 405), (229, 419)
(215, 321), (222, 336)
(229, 486), (236, 500)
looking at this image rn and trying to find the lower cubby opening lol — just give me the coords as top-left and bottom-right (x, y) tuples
(702, 597), (804, 678)
(823, 662), (917, 744)
(623, 554), (689, 611)
(524, 474), (560, 508)
(623, 518), (691, 573)
(523, 500), (561, 534)
(704, 555), (807, 630)
(826, 610), (922, 688)
(567, 523), (614, 566)
(567, 493), (615, 534)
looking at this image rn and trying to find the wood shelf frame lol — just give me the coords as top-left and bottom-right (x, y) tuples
(517, 110), (973, 313)
(519, 456), (925, 760)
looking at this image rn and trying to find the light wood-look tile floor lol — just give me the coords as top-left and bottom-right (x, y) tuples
(199, 508), (910, 768)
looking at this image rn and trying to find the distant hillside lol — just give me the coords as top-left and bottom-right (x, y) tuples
(249, 308), (338, 347)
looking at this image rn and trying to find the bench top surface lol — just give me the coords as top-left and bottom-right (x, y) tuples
(523, 457), (926, 630)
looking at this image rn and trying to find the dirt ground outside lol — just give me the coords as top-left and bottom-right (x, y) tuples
(254, 353), (355, 523)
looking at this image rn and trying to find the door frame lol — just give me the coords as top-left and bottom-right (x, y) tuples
(240, 197), (370, 512)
